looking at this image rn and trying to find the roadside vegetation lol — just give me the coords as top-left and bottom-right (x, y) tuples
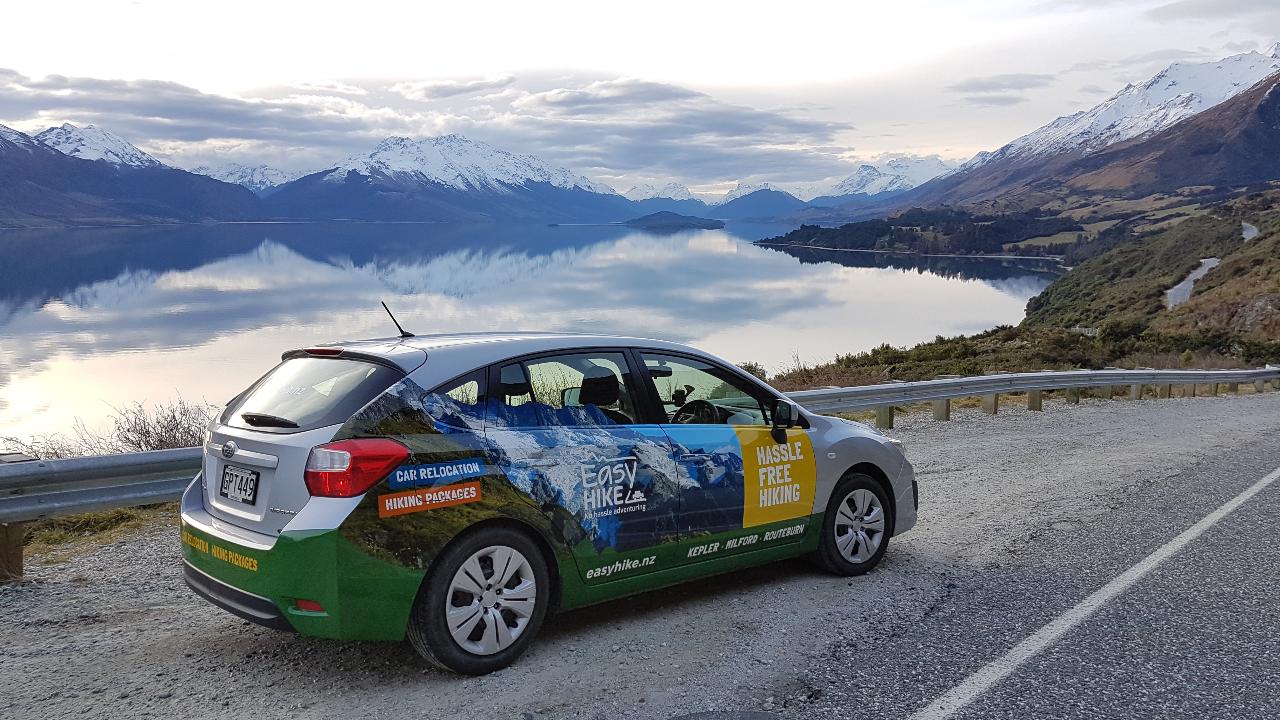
(1, 399), (215, 558)
(756, 191), (1280, 390)
(761, 207), (1082, 257)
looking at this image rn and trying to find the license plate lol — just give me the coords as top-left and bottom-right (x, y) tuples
(219, 465), (260, 505)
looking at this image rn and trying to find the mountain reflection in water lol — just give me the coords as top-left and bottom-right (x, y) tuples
(0, 222), (1060, 437)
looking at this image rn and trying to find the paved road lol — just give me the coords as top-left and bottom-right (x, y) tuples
(3, 391), (1279, 720)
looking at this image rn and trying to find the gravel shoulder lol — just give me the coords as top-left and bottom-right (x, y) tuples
(3, 392), (1280, 720)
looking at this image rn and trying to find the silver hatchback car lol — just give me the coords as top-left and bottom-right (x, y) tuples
(181, 332), (916, 674)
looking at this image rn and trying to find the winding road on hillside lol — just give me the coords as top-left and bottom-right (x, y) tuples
(4, 392), (1279, 720)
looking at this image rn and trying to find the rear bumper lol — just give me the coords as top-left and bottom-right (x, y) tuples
(183, 560), (293, 632)
(179, 474), (425, 642)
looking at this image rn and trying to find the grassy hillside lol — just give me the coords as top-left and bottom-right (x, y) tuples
(763, 191), (1280, 390)
(1025, 192), (1280, 339)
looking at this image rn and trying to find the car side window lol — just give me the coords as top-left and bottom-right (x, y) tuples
(489, 352), (639, 427)
(424, 370), (487, 430)
(639, 352), (773, 426)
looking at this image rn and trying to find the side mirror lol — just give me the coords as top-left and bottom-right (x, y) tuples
(771, 399), (797, 443)
(772, 399), (797, 430)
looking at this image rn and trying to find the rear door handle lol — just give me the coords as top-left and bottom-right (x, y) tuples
(520, 458), (559, 468)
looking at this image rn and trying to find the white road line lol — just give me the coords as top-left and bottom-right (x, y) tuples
(907, 465), (1280, 720)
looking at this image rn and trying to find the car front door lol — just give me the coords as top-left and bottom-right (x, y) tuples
(483, 351), (681, 585)
(635, 351), (818, 561)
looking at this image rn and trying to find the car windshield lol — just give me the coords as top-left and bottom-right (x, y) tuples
(224, 357), (401, 433)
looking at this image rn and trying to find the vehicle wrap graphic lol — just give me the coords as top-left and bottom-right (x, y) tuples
(377, 481), (482, 518)
(486, 424), (680, 556)
(330, 378), (568, 573)
(388, 459), (487, 490)
(736, 427), (817, 527)
(180, 520), (424, 641)
(320, 376), (820, 591)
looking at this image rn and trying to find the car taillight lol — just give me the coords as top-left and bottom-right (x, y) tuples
(304, 438), (409, 498)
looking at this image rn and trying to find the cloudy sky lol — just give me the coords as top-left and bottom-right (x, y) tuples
(2, 0), (1278, 194)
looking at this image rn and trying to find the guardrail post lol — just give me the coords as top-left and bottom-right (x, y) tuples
(932, 399), (950, 421)
(875, 406), (894, 430)
(982, 393), (999, 415)
(1228, 382), (1239, 394)
(1127, 384), (1140, 400)
(1065, 388), (1080, 404)
(1256, 380), (1267, 393)
(1027, 390), (1042, 411)
(0, 522), (25, 583)
(931, 374), (960, 421)
(1206, 382), (1219, 396)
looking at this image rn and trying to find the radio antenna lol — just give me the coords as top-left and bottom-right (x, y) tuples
(381, 301), (414, 338)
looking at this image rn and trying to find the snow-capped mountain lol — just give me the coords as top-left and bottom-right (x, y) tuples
(976, 45), (1280, 166)
(795, 155), (959, 202)
(0, 123), (39, 153)
(192, 163), (301, 195)
(266, 134), (633, 222)
(624, 182), (695, 201)
(322, 134), (616, 195)
(34, 123), (163, 168)
(717, 182), (787, 205)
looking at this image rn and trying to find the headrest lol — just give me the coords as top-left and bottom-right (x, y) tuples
(498, 364), (532, 397)
(579, 367), (620, 407)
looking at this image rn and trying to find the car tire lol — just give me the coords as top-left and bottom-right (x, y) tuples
(813, 473), (892, 576)
(407, 526), (551, 675)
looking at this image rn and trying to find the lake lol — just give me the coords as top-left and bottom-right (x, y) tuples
(0, 222), (1061, 439)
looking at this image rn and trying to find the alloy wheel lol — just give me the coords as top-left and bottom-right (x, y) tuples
(833, 487), (886, 563)
(445, 545), (537, 655)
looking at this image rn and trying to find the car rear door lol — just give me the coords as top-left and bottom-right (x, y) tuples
(483, 350), (680, 584)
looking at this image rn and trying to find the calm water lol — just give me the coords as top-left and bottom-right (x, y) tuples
(0, 222), (1061, 438)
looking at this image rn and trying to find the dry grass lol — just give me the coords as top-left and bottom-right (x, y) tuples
(1, 397), (216, 459)
(2, 399), (214, 564)
(23, 504), (176, 564)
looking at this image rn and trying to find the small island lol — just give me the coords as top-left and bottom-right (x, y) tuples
(623, 211), (725, 231)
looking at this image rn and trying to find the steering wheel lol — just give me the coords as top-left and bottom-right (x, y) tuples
(671, 399), (719, 424)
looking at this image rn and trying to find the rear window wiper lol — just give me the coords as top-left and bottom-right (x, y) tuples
(241, 412), (299, 429)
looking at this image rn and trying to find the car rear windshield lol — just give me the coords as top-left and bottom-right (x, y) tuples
(223, 357), (402, 433)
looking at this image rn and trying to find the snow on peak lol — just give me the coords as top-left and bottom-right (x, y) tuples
(978, 47), (1280, 166)
(624, 182), (695, 201)
(35, 123), (163, 168)
(0, 123), (37, 152)
(822, 155), (959, 198)
(718, 182), (786, 204)
(192, 163), (302, 193)
(329, 134), (616, 195)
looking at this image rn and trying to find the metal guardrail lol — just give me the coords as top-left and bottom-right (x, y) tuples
(0, 447), (201, 524)
(787, 367), (1280, 414)
(1, 366), (1277, 579)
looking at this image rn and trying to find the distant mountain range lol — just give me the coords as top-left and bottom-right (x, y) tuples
(7, 43), (1280, 228)
(192, 163), (301, 196)
(861, 45), (1280, 212)
(0, 123), (258, 226)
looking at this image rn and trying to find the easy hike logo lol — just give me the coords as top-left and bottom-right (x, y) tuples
(581, 454), (647, 519)
(585, 554), (656, 579)
(378, 481), (482, 518)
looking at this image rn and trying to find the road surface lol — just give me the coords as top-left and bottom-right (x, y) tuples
(3, 390), (1279, 720)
